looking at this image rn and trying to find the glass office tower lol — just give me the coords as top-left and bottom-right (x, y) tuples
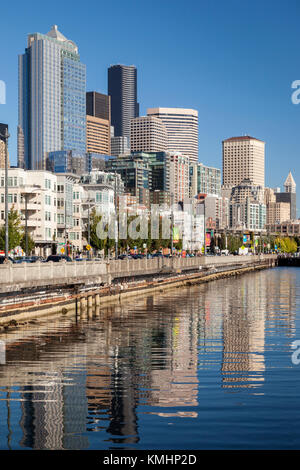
(18, 25), (86, 170)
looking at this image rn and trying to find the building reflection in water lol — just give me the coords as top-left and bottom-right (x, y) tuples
(0, 268), (297, 448)
(220, 269), (296, 389)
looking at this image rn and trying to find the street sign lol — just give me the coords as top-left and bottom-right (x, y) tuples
(86, 244), (91, 251)
(60, 247), (65, 254)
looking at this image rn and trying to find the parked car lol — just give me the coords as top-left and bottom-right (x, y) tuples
(29, 256), (44, 262)
(152, 253), (163, 258)
(46, 255), (72, 262)
(0, 256), (16, 264)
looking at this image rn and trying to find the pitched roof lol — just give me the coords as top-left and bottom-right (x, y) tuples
(46, 25), (78, 51)
(46, 25), (68, 42)
(284, 171), (296, 188)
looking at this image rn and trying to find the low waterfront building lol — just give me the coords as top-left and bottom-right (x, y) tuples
(265, 220), (300, 236)
(56, 173), (83, 255)
(0, 168), (57, 255)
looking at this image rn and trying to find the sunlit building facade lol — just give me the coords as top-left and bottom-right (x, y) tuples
(18, 25), (86, 170)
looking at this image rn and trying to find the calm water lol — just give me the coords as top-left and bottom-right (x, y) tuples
(0, 267), (299, 450)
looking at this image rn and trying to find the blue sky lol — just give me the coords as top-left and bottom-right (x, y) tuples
(1, 0), (300, 211)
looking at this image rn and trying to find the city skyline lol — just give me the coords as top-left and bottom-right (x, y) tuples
(0, 1), (300, 213)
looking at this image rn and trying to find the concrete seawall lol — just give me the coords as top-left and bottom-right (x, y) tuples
(0, 255), (277, 331)
(0, 254), (277, 291)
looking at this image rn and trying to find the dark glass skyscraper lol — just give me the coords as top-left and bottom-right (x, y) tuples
(86, 91), (110, 121)
(108, 65), (139, 140)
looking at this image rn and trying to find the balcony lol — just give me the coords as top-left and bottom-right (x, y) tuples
(21, 218), (42, 228)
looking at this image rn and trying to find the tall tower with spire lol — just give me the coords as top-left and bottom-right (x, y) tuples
(284, 171), (296, 193)
(275, 171), (297, 219)
(18, 25), (86, 170)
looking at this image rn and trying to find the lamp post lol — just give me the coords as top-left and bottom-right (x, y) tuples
(170, 193), (174, 256)
(0, 127), (9, 259)
(84, 197), (95, 259)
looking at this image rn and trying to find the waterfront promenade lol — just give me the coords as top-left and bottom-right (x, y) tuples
(0, 255), (277, 328)
(0, 254), (277, 291)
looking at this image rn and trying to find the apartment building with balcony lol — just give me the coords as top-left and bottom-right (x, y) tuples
(0, 168), (57, 255)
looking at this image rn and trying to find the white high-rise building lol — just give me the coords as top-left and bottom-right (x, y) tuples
(147, 107), (198, 164)
(222, 136), (265, 188)
(130, 116), (168, 153)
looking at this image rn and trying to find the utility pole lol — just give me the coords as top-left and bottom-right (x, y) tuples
(114, 173), (118, 260)
(87, 201), (91, 259)
(171, 193), (174, 256)
(0, 127), (9, 259)
(203, 200), (206, 256)
(25, 194), (28, 256)
(64, 195), (67, 255)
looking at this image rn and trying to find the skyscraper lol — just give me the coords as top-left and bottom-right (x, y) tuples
(108, 65), (139, 139)
(18, 25), (86, 170)
(222, 136), (265, 188)
(130, 116), (168, 153)
(0, 124), (10, 169)
(86, 92), (111, 155)
(147, 108), (198, 164)
(275, 171), (297, 219)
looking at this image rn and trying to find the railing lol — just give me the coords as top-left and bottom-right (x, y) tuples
(0, 254), (277, 287)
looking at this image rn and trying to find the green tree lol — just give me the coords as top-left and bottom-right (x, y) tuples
(219, 233), (226, 251)
(0, 207), (23, 251)
(85, 208), (106, 252)
(20, 232), (35, 255)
